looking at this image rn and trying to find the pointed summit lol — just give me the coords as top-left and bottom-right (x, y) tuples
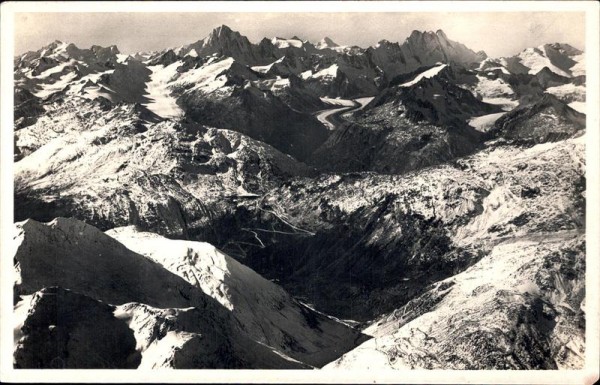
(205, 24), (243, 44)
(408, 30), (422, 40)
(436, 29), (448, 40)
(403, 29), (485, 64)
(316, 37), (339, 49)
(183, 24), (275, 66)
(41, 40), (67, 53)
(211, 24), (235, 38)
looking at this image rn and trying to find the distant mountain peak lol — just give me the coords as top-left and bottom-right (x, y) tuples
(91, 44), (120, 53)
(407, 30), (442, 42)
(316, 37), (340, 49)
(401, 29), (485, 64)
(376, 39), (400, 48)
(214, 25), (240, 38)
(183, 24), (273, 66)
(546, 42), (583, 56)
(213, 24), (234, 34)
(41, 40), (67, 51)
(436, 29), (448, 39)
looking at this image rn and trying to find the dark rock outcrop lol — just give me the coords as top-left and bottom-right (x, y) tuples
(492, 94), (585, 143)
(15, 287), (141, 369)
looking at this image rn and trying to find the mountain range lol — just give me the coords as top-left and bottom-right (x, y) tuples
(12, 24), (586, 370)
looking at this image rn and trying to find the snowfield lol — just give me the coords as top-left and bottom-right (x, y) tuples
(33, 72), (78, 98)
(546, 83), (586, 108)
(310, 64), (339, 80)
(251, 57), (284, 73)
(570, 53), (585, 77)
(144, 63), (184, 119)
(468, 112), (507, 132)
(173, 57), (235, 95)
(568, 101), (586, 114)
(399, 64), (447, 87)
(271, 37), (304, 49)
(517, 46), (571, 77)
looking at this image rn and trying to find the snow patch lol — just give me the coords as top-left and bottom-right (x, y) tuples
(251, 57), (284, 74)
(271, 37), (303, 49)
(546, 83), (586, 102)
(570, 53), (585, 77)
(34, 60), (76, 79)
(116, 54), (130, 64)
(399, 64), (447, 87)
(173, 57), (234, 95)
(34, 71), (78, 98)
(568, 101), (586, 114)
(311, 64), (339, 79)
(300, 70), (312, 80)
(468, 112), (507, 132)
(14, 295), (34, 346)
(518, 46), (571, 77)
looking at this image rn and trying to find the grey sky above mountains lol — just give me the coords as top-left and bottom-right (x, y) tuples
(15, 12), (585, 58)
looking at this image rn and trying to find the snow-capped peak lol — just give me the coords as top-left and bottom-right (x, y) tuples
(271, 36), (304, 49)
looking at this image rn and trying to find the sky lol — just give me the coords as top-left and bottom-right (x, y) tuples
(14, 12), (585, 58)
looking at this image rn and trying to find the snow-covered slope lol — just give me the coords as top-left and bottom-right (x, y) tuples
(506, 43), (584, 77)
(545, 83), (586, 114)
(144, 63), (183, 119)
(467, 75), (518, 111)
(315, 37), (352, 53)
(271, 36), (304, 49)
(13, 218), (360, 368)
(399, 63), (447, 87)
(114, 302), (306, 369)
(106, 226), (366, 367)
(517, 46), (571, 77)
(468, 112), (507, 132)
(13, 218), (216, 309)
